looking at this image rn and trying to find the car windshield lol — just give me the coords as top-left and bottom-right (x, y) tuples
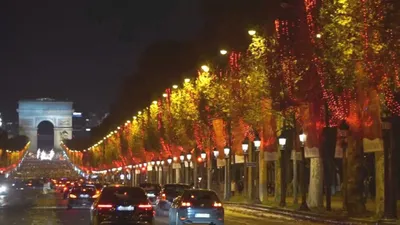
(139, 183), (160, 191)
(182, 190), (220, 206)
(164, 184), (190, 196)
(72, 186), (96, 193)
(100, 187), (147, 202)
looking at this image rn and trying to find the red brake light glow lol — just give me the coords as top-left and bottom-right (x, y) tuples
(138, 204), (152, 209)
(97, 204), (113, 208)
(213, 202), (222, 207)
(181, 202), (191, 207)
(69, 194), (77, 199)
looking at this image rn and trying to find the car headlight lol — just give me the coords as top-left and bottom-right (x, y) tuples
(0, 186), (7, 193)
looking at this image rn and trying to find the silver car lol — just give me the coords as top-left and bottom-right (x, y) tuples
(168, 189), (224, 225)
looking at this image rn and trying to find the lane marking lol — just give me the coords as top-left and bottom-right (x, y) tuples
(32, 206), (90, 209)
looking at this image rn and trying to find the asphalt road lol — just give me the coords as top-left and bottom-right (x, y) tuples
(0, 191), (324, 225)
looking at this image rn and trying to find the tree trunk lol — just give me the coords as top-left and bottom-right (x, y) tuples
(293, 153), (298, 205)
(345, 137), (366, 215)
(260, 150), (267, 201)
(375, 151), (384, 217)
(275, 151), (282, 203)
(307, 157), (324, 208)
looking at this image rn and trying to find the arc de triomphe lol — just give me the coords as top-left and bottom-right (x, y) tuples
(17, 99), (73, 152)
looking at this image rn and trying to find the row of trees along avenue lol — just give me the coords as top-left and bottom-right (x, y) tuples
(64, 0), (399, 219)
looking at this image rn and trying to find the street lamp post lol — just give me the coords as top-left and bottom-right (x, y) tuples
(167, 157), (173, 184)
(161, 161), (165, 184)
(382, 114), (397, 220)
(338, 120), (349, 210)
(213, 148), (220, 188)
(180, 153), (185, 183)
(151, 159), (156, 183)
(138, 164), (142, 184)
(298, 131), (309, 211)
(242, 137), (249, 198)
(201, 151), (207, 188)
(224, 145), (231, 201)
(279, 133), (287, 207)
(156, 159), (161, 184)
(186, 153), (192, 184)
(253, 134), (262, 204)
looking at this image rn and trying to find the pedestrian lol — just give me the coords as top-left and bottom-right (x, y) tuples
(43, 179), (49, 194)
(231, 180), (236, 196)
(238, 180), (244, 194)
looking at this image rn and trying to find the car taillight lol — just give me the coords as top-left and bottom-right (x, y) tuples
(161, 193), (166, 200)
(181, 202), (191, 207)
(138, 204), (152, 210)
(213, 202), (223, 207)
(97, 204), (113, 209)
(69, 194), (77, 199)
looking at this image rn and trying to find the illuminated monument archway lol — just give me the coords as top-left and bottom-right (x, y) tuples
(17, 98), (73, 153)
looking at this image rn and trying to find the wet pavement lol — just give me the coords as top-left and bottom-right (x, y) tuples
(0, 191), (324, 225)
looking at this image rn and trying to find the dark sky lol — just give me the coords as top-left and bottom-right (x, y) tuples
(0, 0), (201, 120)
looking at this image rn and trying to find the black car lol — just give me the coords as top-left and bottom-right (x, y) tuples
(90, 186), (154, 225)
(169, 189), (224, 225)
(67, 185), (98, 209)
(139, 183), (161, 205)
(156, 184), (191, 211)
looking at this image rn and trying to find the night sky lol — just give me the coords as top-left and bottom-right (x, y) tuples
(0, 0), (201, 120)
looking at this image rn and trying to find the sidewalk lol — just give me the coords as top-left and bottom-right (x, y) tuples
(224, 195), (400, 225)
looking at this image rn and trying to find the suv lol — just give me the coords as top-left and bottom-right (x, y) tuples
(156, 184), (191, 212)
(67, 185), (98, 209)
(139, 183), (161, 205)
(169, 189), (224, 225)
(90, 186), (154, 225)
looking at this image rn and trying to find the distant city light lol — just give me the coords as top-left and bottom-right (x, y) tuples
(248, 30), (256, 36)
(220, 49), (228, 55)
(73, 112), (82, 117)
(201, 65), (210, 72)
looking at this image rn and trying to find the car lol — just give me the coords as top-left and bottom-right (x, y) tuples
(139, 183), (161, 205)
(67, 185), (98, 209)
(63, 182), (75, 199)
(156, 184), (191, 212)
(90, 186), (154, 225)
(168, 189), (224, 225)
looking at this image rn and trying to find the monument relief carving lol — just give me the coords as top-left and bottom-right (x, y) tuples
(20, 118), (34, 127)
(60, 130), (69, 140)
(57, 118), (71, 127)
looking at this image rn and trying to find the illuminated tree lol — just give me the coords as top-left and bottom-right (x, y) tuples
(170, 81), (198, 149)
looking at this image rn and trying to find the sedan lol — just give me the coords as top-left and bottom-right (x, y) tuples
(67, 185), (98, 209)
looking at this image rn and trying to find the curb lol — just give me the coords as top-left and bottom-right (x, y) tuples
(224, 203), (380, 225)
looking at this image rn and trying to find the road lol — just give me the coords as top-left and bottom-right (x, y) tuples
(0, 191), (324, 225)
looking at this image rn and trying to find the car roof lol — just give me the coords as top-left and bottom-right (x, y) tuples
(164, 183), (190, 187)
(183, 189), (215, 193)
